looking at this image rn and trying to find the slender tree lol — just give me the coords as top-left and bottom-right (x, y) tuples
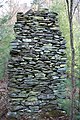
(66, 0), (80, 119)
(66, 0), (75, 120)
(77, 1), (80, 113)
(32, 0), (52, 10)
(32, 0), (44, 11)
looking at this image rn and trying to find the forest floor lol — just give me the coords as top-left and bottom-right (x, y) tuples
(0, 77), (69, 120)
(0, 79), (8, 120)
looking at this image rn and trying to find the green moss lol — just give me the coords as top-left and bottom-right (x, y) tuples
(48, 110), (65, 117)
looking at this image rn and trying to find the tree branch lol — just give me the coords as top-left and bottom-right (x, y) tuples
(73, 0), (80, 16)
(8, 7), (20, 21)
(0, 0), (4, 4)
(66, 0), (70, 18)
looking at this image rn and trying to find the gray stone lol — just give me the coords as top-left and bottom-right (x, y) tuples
(7, 112), (17, 118)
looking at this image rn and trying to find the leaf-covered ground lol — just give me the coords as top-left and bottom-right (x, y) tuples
(0, 79), (8, 120)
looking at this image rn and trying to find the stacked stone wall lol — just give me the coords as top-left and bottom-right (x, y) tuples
(8, 9), (66, 117)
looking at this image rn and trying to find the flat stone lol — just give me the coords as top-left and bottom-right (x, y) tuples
(27, 96), (37, 102)
(7, 112), (17, 119)
(23, 56), (32, 60)
(23, 39), (32, 42)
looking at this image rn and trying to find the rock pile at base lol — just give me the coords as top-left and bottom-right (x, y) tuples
(8, 9), (66, 118)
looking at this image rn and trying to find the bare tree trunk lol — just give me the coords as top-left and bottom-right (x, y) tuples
(77, 4), (80, 111)
(78, 36), (80, 113)
(66, 0), (75, 120)
(69, 1), (75, 120)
